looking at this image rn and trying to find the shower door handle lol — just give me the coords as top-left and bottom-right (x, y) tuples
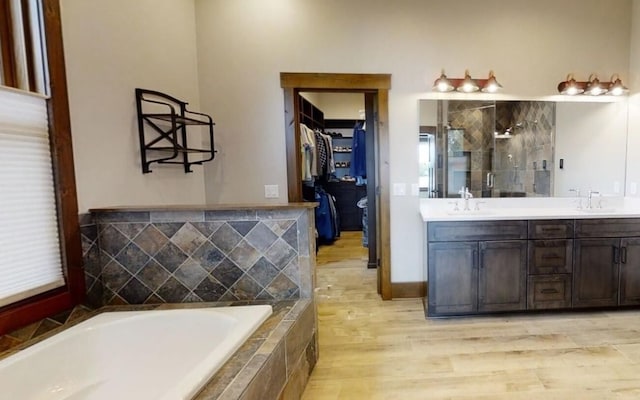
(487, 172), (495, 188)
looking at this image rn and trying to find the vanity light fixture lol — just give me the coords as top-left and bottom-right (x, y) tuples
(432, 71), (454, 92)
(457, 70), (479, 93)
(557, 73), (628, 96)
(584, 74), (607, 96)
(432, 70), (502, 93)
(557, 74), (584, 95)
(608, 74), (629, 96)
(481, 71), (503, 93)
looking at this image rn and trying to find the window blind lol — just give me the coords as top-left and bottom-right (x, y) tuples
(0, 86), (64, 308)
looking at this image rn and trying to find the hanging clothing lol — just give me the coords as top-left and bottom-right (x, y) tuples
(350, 121), (366, 180)
(314, 130), (327, 176)
(300, 123), (316, 182)
(315, 187), (339, 242)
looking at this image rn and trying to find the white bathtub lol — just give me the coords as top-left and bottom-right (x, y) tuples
(0, 305), (272, 400)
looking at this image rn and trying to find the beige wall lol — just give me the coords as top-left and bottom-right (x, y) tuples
(627, 0), (640, 196)
(194, 0), (632, 283)
(61, 0), (635, 284)
(60, 0), (205, 212)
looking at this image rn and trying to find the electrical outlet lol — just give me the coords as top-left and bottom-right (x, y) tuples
(631, 182), (638, 195)
(614, 181), (621, 194)
(264, 185), (279, 198)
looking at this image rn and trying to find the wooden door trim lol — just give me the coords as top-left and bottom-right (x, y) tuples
(280, 72), (392, 300)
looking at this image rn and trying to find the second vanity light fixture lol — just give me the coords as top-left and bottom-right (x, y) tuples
(433, 70), (502, 93)
(557, 74), (628, 96)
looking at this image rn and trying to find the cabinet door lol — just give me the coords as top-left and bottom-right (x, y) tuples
(478, 241), (527, 312)
(620, 238), (640, 306)
(428, 242), (478, 316)
(573, 238), (619, 308)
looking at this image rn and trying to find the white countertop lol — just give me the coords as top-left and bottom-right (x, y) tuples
(420, 197), (640, 222)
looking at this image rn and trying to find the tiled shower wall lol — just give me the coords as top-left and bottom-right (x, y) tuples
(494, 101), (555, 196)
(447, 101), (494, 198)
(445, 100), (555, 198)
(82, 208), (315, 307)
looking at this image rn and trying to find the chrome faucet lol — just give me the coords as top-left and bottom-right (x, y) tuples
(569, 188), (582, 209)
(586, 190), (600, 209)
(458, 186), (473, 211)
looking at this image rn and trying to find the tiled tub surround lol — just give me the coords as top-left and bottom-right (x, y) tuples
(85, 204), (316, 306)
(0, 299), (317, 400)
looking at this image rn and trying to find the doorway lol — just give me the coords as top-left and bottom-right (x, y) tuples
(280, 73), (391, 299)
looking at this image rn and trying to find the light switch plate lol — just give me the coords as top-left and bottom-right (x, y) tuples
(393, 183), (406, 196)
(264, 184), (279, 198)
(630, 182), (638, 195)
(614, 181), (620, 194)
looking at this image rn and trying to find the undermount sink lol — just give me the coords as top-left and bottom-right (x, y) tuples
(445, 209), (494, 216)
(578, 208), (618, 214)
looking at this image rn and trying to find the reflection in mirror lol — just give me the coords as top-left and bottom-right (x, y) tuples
(419, 99), (628, 199)
(419, 100), (555, 198)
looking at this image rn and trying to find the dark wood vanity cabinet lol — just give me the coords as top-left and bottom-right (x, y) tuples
(527, 220), (574, 310)
(573, 219), (640, 307)
(427, 221), (527, 316)
(426, 217), (640, 317)
(428, 242), (478, 315)
(478, 241), (527, 312)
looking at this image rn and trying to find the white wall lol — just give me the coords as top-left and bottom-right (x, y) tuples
(194, 0), (632, 283)
(311, 93), (364, 120)
(555, 101), (628, 196)
(60, 0), (205, 212)
(60, 0), (634, 284)
(627, 0), (640, 196)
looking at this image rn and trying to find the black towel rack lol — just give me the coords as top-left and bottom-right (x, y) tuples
(135, 88), (217, 173)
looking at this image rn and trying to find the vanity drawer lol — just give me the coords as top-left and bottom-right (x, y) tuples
(527, 274), (572, 310)
(575, 218), (640, 238)
(528, 220), (574, 239)
(427, 220), (527, 242)
(528, 239), (573, 275)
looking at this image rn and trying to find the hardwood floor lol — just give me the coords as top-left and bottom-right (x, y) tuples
(303, 232), (640, 399)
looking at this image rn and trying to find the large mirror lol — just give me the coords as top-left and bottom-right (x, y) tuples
(419, 99), (628, 198)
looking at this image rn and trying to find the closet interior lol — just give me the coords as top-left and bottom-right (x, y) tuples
(298, 92), (375, 265)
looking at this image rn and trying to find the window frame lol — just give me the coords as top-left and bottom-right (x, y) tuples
(0, 0), (84, 335)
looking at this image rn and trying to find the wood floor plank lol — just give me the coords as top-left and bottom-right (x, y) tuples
(303, 231), (640, 399)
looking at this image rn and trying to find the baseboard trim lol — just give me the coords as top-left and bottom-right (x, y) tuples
(391, 281), (427, 299)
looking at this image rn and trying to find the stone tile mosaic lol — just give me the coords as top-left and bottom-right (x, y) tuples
(156, 277), (190, 303)
(193, 241), (225, 271)
(248, 257), (280, 288)
(116, 222), (147, 240)
(211, 223), (243, 253)
(245, 222), (278, 253)
(265, 239), (296, 270)
(135, 259), (170, 292)
(86, 208), (314, 306)
(211, 258), (244, 289)
(229, 240), (261, 271)
(231, 276), (264, 300)
(194, 276), (228, 301)
(154, 222), (184, 239)
(119, 278), (152, 304)
(171, 223), (208, 255)
(154, 242), (188, 272)
(174, 259), (208, 290)
(229, 221), (259, 236)
(133, 225), (168, 256)
(191, 221), (224, 238)
(115, 242), (149, 275)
